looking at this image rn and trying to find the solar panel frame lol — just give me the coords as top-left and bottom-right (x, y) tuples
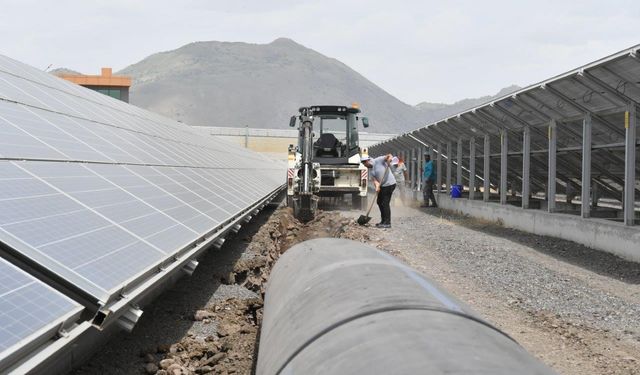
(0, 257), (83, 371)
(0, 53), (285, 309)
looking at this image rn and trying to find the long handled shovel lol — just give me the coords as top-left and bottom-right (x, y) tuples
(357, 162), (390, 225)
(357, 188), (378, 225)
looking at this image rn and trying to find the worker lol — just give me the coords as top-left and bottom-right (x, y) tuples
(421, 154), (438, 208)
(361, 154), (396, 228)
(391, 156), (409, 204)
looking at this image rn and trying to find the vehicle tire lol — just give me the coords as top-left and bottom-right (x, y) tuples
(352, 194), (361, 209)
(287, 195), (294, 208)
(353, 194), (367, 210)
(360, 195), (368, 211)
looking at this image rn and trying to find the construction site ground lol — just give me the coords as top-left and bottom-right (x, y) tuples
(73, 195), (639, 375)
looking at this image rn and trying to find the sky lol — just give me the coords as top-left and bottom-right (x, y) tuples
(1, 0), (639, 105)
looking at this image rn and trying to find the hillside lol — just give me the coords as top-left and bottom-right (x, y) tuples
(118, 38), (519, 134)
(415, 85), (521, 124)
(118, 38), (422, 133)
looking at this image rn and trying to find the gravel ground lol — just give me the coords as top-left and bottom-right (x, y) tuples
(343, 197), (640, 375)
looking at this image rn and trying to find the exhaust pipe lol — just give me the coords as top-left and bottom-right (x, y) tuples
(257, 238), (555, 375)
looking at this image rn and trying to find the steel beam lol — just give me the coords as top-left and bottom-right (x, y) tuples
(469, 137), (476, 200)
(624, 103), (637, 226)
(548, 120), (557, 212)
(436, 143), (443, 194)
(419, 146), (425, 191)
(457, 139), (463, 186)
(446, 142), (452, 194)
(522, 125), (531, 209)
(577, 70), (638, 105)
(500, 129), (508, 204)
(411, 148), (417, 191)
(484, 134), (490, 202)
(581, 113), (592, 218)
(543, 84), (625, 138)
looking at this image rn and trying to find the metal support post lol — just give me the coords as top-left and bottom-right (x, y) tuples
(522, 126), (531, 209)
(483, 135), (490, 202)
(410, 148), (416, 191)
(413, 148), (419, 197)
(548, 120), (557, 212)
(469, 137), (476, 200)
(624, 103), (637, 225)
(457, 139), (463, 186)
(446, 142), (452, 194)
(581, 113), (592, 218)
(436, 144), (443, 195)
(419, 146), (425, 191)
(500, 129), (508, 205)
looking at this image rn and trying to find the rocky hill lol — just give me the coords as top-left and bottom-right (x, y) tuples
(119, 38), (421, 133)
(415, 85), (521, 124)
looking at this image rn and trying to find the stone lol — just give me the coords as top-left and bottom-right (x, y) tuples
(221, 340), (233, 352)
(203, 352), (226, 366)
(196, 366), (213, 374)
(159, 358), (175, 369)
(167, 363), (183, 374)
(145, 363), (159, 374)
(216, 326), (229, 337)
(194, 310), (214, 321)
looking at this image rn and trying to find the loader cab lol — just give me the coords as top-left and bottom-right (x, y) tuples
(296, 105), (368, 165)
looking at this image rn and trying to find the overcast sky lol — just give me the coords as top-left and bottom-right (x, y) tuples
(1, 0), (638, 105)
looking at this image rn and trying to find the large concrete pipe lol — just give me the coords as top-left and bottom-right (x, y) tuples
(257, 238), (555, 375)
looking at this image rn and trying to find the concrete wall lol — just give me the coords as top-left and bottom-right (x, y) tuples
(437, 195), (640, 263)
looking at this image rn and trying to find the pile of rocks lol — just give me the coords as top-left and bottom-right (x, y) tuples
(144, 297), (262, 375)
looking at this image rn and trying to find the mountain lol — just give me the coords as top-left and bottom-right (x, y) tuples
(414, 85), (521, 124)
(50, 67), (81, 76)
(119, 38), (421, 134)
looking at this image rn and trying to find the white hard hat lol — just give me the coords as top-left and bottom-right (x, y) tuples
(391, 156), (399, 165)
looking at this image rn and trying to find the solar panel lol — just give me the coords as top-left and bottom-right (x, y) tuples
(0, 54), (284, 307)
(370, 44), (640, 207)
(0, 257), (82, 368)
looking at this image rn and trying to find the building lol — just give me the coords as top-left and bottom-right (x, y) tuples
(189, 125), (395, 161)
(56, 67), (131, 102)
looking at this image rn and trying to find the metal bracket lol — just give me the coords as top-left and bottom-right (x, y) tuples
(213, 238), (225, 249)
(116, 305), (143, 333)
(181, 259), (199, 276)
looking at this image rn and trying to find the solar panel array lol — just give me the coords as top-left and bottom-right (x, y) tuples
(371, 45), (640, 207)
(0, 54), (284, 371)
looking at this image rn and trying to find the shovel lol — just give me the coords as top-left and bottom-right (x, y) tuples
(357, 190), (378, 225)
(357, 162), (391, 225)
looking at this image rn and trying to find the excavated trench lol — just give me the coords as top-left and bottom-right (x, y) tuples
(133, 207), (381, 375)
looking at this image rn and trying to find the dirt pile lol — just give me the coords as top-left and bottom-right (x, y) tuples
(147, 207), (381, 375)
